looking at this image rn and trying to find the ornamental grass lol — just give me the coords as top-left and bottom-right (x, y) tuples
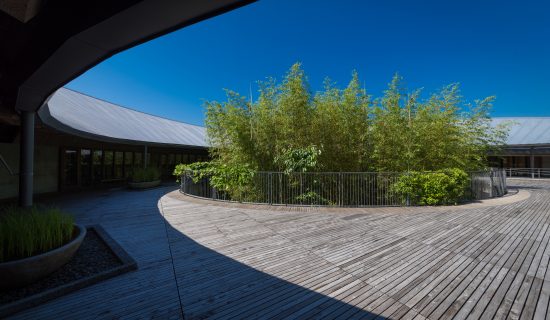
(0, 206), (74, 263)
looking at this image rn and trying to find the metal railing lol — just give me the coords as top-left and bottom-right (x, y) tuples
(0, 153), (17, 176)
(181, 169), (507, 207)
(505, 168), (550, 179)
(469, 170), (507, 200)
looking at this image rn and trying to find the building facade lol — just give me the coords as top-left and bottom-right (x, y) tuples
(490, 117), (550, 176)
(0, 88), (208, 201)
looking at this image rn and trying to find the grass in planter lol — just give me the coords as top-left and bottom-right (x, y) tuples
(131, 167), (161, 183)
(0, 206), (74, 263)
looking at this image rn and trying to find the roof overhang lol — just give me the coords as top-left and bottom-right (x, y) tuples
(39, 88), (209, 148)
(0, 0), (255, 115)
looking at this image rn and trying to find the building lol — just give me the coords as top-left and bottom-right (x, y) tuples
(1, 88), (209, 200)
(0, 0), (255, 206)
(491, 117), (550, 169)
(3, 107), (550, 201)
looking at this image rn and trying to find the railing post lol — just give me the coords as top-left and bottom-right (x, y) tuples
(269, 172), (272, 204)
(339, 172), (343, 206)
(279, 172), (282, 204)
(489, 169), (494, 198)
(299, 173), (303, 205)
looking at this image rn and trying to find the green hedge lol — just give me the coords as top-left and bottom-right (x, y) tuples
(392, 168), (470, 205)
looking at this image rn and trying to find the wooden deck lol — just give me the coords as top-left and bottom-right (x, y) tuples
(9, 179), (550, 319)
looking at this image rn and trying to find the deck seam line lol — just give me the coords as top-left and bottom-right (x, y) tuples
(159, 198), (185, 319)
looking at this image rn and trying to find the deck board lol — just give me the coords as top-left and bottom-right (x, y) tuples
(8, 179), (550, 319)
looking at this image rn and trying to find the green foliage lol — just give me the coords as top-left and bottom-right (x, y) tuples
(205, 63), (509, 175)
(274, 146), (322, 174)
(199, 63), (510, 205)
(392, 168), (471, 205)
(173, 162), (207, 182)
(131, 167), (160, 182)
(205, 63), (372, 173)
(370, 75), (511, 172)
(295, 191), (333, 206)
(176, 161), (256, 200)
(0, 206), (74, 262)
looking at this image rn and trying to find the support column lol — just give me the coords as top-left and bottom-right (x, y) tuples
(19, 111), (35, 207)
(530, 148), (535, 179)
(143, 145), (148, 168)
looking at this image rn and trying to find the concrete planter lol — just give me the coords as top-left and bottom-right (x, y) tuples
(128, 180), (161, 189)
(0, 224), (86, 290)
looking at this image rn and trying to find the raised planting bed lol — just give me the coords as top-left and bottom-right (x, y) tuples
(129, 167), (161, 189)
(128, 179), (161, 189)
(0, 224), (86, 290)
(0, 225), (137, 318)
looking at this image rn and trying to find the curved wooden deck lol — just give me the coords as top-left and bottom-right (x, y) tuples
(8, 179), (550, 319)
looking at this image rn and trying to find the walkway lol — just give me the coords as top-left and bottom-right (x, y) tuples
(9, 179), (550, 319)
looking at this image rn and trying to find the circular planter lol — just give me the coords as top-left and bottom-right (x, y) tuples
(128, 180), (161, 189)
(0, 224), (86, 290)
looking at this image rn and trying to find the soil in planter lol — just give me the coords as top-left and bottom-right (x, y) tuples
(0, 229), (122, 304)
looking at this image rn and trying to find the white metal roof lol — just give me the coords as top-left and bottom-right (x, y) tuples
(492, 117), (550, 146)
(37, 90), (549, 149)
(39, 88), (208, 148)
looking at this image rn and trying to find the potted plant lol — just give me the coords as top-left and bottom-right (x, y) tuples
(0, 206), (86, 290)
(128, 167), (161, 189)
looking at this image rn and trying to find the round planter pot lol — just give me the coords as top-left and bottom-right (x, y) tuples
(128, 180), (161, 189)
(0, 224), (86, 290)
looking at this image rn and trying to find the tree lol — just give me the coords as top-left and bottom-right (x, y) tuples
(203, 63), (509, 175)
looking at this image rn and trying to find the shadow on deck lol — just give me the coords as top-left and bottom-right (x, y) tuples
(8, 186), (382, 319)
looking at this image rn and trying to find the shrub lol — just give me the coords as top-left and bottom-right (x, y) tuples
(0, 206), (74, 263)
(131, 167), (160, 182)
(295, 191), (333, 206)
(173, 162), (210, 182)
(175, 161), (256, 201)
(392, 168), (470, 205)
(274, 146), (322, 174)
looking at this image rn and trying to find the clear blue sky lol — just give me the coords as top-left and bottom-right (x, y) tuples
(67, 0), (550, 126)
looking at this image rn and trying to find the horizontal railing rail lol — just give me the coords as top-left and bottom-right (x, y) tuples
(181, 169), (507, 207)
(505, 168), (550, 179)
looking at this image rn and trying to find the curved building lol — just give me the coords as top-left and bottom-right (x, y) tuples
(491, 117), (550, 174)
(0, 88), (209, 200)
(0, 0), (254, 205)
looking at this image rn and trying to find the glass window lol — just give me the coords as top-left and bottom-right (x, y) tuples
(169, 154), (175, 165)
(114, 151), (123, 178)
(124, 152), (133, 177)
(160, 154), (167, 166)
(93, 150), (103, 183)
(175, 154), (182, 164)
(63, 149), (78, 186)
(134, 152), (142, 168)
(104, 151), (114, 180)
(124, 152), (133, 165)
(150, 153), (159, 168)
(146, 152), (151, 167)
(81, 149), (92, 186)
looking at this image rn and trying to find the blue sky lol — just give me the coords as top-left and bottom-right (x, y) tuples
(67, 0), (550, 126)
